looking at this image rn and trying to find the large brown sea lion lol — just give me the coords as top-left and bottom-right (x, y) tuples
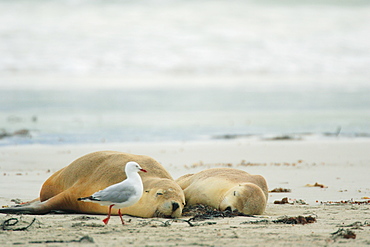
(0, 151), (185, 218)
(176, 168), (268, 215)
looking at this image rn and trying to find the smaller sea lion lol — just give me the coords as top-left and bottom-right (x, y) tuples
(176, 168), (268, 215)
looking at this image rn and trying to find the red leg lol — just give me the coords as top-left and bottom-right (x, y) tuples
(102, 205), (114, 225)
(118, 209), (125, 225)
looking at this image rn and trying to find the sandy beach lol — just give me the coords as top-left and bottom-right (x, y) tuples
(2, 0), (370, 245)
(1, 139), (369, 246)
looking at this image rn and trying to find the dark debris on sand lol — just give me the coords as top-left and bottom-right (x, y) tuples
(269, 188), (291, 193)
(1, 217), (36, 231)
(242, 215), (317, 225)
(182, 204), (254, 221)
(273, 215), (316, 225)
(331, 228), (356, 240)
(274, 197), (290, 204)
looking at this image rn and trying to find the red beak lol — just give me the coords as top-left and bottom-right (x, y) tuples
(140, 169), (147, 173)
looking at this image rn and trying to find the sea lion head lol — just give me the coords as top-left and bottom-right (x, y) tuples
(143, 178), (185, 218)
(219, 183), (267, 215)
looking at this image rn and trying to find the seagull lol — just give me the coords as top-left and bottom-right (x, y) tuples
(77, 161), (147, 225)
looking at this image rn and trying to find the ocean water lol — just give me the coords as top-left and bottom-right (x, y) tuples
(0, 0), (369, 145)
(1, 88), (369, 145)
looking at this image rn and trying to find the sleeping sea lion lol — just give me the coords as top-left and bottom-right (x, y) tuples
(176, 168), (268, 215)
(0, 151), (185, 218)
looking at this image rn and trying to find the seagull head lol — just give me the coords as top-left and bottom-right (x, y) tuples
(125, 161), (147, 173)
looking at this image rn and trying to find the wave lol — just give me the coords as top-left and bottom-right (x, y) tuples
(0, 0), (369, 83)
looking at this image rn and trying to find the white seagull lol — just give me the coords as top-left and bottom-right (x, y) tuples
(78, 161), (147, 225)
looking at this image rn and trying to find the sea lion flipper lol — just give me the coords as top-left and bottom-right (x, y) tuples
(0, 191), (76, 215)
(0, 200), (49, 215)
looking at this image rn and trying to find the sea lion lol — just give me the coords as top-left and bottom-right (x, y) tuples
(0, 151), (185, 218)
(176, 168), (268, 215)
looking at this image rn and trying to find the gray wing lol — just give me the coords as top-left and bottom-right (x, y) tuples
(92, 183), (137, 203)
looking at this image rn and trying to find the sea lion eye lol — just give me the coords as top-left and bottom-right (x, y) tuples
(155, 189), (164, 197)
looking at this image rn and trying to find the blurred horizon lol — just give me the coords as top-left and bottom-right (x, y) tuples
(1, 0), (369, 90)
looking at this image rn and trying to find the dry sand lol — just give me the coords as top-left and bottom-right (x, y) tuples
(1, 139), (370, 246)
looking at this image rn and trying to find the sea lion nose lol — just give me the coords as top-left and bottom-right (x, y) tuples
(172, 202), (180, 212)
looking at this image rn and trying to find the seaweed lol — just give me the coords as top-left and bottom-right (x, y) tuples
(182, 204), (254, 221)
(273, 197), (307, 205)
(1, 217), (36, 231)
(274, 197), (290, 204)
(242, 215), (316, 225)
(319, 199), (370, 205)
(269, 188), (291, 193)
(28, 235), (94, 244)
(331, 228), (356, 240)
(305, 182), (327, 188)
(272, 215), (316, 225)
